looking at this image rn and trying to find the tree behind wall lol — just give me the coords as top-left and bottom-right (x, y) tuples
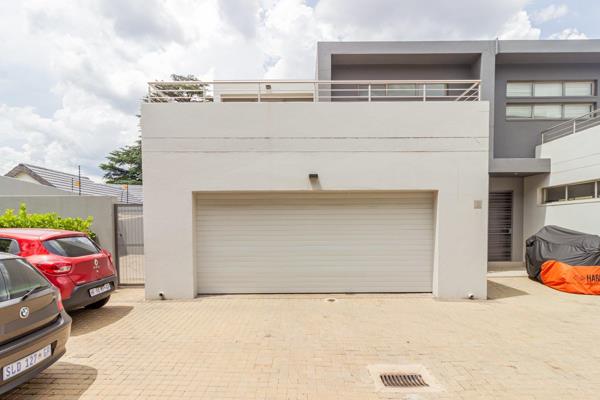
(99, 138), (142, 184)
(145, 74), (210, 102)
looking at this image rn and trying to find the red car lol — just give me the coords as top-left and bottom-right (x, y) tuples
(0, 228), (117, 311)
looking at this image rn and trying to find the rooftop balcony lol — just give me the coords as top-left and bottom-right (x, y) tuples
(145, 80), (481, 103)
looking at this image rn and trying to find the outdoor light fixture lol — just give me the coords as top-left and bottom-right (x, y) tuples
(308, 173), (319, 180)
(265, 84), (272, 90)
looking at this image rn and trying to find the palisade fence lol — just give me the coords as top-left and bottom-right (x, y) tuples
(114, 204), (144, 285)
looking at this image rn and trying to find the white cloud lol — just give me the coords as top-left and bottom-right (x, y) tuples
(549, 28), (588, 39)
(315, 0), (530, 41)
(0, 0), (574, 180)
(498, 11), (541, 40)
(0, 86), (138, 181)
(532, 4), (569, 23)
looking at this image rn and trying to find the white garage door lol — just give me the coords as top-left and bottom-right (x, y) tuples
(195, 192), (434, 294)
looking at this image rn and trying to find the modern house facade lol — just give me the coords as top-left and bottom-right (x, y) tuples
(142, 39), (600, 300)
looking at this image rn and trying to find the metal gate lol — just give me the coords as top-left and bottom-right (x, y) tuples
(114, 204), (144, 285)
(488, 191), (513, 262)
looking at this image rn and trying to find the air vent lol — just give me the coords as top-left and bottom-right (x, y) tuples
(380, 373), (428, 388)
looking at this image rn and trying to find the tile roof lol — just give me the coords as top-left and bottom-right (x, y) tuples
(4, 164), (143, 204)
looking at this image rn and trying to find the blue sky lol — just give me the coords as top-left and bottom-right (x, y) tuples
(525, 0), (600, 37)
(0, 0), (597, 181)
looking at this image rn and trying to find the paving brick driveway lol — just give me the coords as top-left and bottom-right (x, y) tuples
(4, 277), (600, 400)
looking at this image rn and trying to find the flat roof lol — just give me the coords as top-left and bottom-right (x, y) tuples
(319, 39), (600, 65)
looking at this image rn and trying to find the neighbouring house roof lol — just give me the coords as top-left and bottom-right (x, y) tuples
(4, 163), (143, 204)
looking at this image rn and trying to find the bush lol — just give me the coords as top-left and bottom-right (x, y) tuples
(0, 204), (97, 241)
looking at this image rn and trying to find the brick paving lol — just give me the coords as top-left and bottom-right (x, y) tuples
(4, 277), (600, 399)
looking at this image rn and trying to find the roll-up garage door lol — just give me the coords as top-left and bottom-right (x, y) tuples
(195, 192), (434, 293)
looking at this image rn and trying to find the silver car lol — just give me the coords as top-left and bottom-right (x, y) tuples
(0, 253), (71, 394)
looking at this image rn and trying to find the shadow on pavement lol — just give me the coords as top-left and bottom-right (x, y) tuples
(3, 362), (97, 399)
(69, 305), (133, 337)
(487, 279), (529, 300)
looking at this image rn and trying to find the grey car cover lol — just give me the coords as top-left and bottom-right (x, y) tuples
(525, 225), (600, 280)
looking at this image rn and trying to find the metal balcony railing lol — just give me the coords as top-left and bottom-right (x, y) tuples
(145, 80), (481, 103)
(541, 109), (600, 143)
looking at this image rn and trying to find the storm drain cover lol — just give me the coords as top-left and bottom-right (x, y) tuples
(380, 373), (428, 388)
(368, 364), (442, 393)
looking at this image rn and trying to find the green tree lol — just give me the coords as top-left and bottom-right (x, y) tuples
(146, 74), (211, 102)
(99, 138), (142, 184)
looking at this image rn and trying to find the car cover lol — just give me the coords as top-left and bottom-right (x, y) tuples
(525, 225), (600, 281)
(539, 260), (600, 295)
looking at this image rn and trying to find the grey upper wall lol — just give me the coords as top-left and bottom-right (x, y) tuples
(317, 40), (600, 174)
(494, 62), (600, 159)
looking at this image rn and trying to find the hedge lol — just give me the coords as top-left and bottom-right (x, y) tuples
(0, 204), (97, 241)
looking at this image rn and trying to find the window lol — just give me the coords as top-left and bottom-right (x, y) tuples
(0, 258), (50, 300)
(43, 236), (100, 257)
(543, 186), (567, 203)
(382, 83), (447, 98)
(506, 103), (594, 120)
(567, 182), (596, 201)
(563, 103), (593, 119)
(506, 104), (532, 119)
(369, 84), (386, 98)
(565, 81), (594, 96)
(0, 238), (19, 255)
(425, 83), (447, 97)
(507, 81), (594, 97)
(386, 83), (416, 97)
(542, 180), (600, 204)
(534, 82), (563, 97)
(506, 82), (532, 97)
(533, 104), (562, 119)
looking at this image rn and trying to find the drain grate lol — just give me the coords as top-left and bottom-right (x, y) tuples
(380, 373), (429, 388)
(369, 365), (441, 393)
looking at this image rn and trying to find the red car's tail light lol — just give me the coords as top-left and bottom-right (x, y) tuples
(35, 262), (72, 275)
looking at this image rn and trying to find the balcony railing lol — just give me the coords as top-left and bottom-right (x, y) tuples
(145, 80), (481, 103)
(541, 109), (600, 143)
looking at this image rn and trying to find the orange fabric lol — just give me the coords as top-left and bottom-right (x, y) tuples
(540, 260), (600, 295)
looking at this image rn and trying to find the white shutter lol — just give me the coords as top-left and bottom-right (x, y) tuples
(195, 192), (434, 293)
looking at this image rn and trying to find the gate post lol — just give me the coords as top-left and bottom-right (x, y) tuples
(113, 203), (121, 285)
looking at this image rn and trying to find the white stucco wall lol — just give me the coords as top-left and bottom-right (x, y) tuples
(142, 102), (490, 300)
(524, 124), (600, 240)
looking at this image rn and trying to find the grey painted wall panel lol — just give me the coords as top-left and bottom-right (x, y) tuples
(494, 63), (600, 158)
(331, 64), (476, 80)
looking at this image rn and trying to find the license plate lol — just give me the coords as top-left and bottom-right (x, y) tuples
(89, 283), (112, 297)
(2, 344), (51, 381)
